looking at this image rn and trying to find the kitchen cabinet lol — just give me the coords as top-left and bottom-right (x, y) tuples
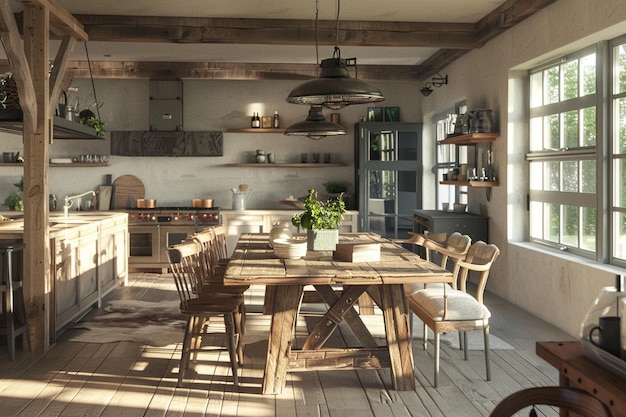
(98, 216), (129, 296)
(355, 122), (423, 239)
(221, 209), (359, 257)
(53, 223), (100, 331)
(438, 132), (499, 188)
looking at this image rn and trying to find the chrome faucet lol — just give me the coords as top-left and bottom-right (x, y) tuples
(63, 190), (96, 217)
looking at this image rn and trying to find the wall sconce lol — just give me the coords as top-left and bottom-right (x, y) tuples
(420, 74), (448, 97)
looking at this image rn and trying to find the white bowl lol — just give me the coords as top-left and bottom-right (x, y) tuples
(273, 238), (307, 259)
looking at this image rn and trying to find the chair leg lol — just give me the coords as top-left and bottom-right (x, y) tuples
(178, 315), (195, 387)
(234, 308), (245, 366)
(483, 326), (491, 381)
(423, 323), (428, 350)
(434, 332), (440, 387)
(223, 312), (239, 386)
(463, 332), (469, 360)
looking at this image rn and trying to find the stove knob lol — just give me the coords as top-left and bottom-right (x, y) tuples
(187, 214), (194, 221)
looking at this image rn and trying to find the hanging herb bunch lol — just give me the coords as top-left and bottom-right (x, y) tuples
(79, 110), (105, 136)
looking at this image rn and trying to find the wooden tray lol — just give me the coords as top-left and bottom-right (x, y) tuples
(112, 175), (145, 209)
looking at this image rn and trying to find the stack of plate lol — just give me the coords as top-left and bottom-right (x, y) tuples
(273, 238), (308, 259)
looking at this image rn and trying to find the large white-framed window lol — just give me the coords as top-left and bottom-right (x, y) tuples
(611, 37), (626, 265)
(527, 46), (600, 259)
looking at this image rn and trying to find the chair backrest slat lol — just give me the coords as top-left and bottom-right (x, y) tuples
(457, 241), (500, 303)
(167, 240), (204, 308)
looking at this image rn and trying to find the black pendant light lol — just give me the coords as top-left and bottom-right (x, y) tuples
(284, 105), (346, 140)
(286, 0), (384, 110)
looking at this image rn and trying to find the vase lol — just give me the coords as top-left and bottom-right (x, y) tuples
(306, 229), (339, 251)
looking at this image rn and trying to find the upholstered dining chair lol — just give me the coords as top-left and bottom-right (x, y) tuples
(167, 241), (245, 387)
(407, 240), (500, 387)
(488, 387), (612, 417)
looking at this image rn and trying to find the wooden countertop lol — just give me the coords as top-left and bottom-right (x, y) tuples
(0, 211), (128, 239)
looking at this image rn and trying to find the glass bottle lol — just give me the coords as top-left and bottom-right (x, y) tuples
(273, 110), (280, 128)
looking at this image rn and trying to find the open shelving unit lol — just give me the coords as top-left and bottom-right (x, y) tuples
(227, 128), (286, 134)
(225, 162), (347, 168)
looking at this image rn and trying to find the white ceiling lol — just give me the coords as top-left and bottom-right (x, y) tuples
(50, 0), (508, 66)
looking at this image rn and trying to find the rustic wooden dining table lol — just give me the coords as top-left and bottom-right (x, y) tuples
(223, 232), (453, 395)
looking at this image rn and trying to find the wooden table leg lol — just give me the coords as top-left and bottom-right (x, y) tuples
(263, 286), (275, 315)
(262, 284), (304, 395)
(379, 283), (415, 391)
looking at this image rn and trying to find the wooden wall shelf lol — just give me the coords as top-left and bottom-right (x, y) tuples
(227, 128), (286, 134)
(0, 163), (110, 167)
(440, 132), (498, 145)
(225, 163), (347, 168)
(439, 180), (499, 188)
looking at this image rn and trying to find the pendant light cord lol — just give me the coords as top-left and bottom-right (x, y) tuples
(84, 42), (101, 120)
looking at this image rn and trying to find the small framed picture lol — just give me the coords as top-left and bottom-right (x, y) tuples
(384, 107), (399, 122)
(367, 107), (383, 122)
(261, 116), (273, 129)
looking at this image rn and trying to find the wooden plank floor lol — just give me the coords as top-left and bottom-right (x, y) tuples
(0, 272), (575, 417)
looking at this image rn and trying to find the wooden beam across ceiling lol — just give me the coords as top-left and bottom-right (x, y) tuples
(72, 15), (481, 49)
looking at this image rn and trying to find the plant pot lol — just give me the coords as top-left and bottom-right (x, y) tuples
(307, 229), (339, 251)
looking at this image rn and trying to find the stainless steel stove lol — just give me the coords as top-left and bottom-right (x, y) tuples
(126, 206), (220, 270)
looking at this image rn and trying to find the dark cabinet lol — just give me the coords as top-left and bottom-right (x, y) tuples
(412, 209), (489, 259)
(355, 122), (422, 239)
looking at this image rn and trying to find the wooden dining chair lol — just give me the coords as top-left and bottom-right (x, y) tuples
(167, 240), (245, 387)
(402, 232), (472, 297)
(407, 240), (500, 387)
(191, 227), (250, 295)
(488, 387), (612, 417)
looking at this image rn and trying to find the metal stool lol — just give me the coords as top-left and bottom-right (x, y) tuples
(0, 244), (31, 360)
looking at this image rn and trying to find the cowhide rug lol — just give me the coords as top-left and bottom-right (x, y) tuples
(65, 299), (187, 347)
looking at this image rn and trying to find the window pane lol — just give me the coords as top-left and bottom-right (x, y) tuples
(368, 170), (396, 200)
(613, 211), (626, 260)
(530, 117), (543, 151)
(562, 60), (579, 100)
(580, 53), (596, 96)
(545, 161), (560, 191)
(581, 207), (596, 251)
(530, 72), (543, 108)
(563, 110), (579, 148)
(580, 159), (596, 193)
(582, 107), (596, 146)
(546, 203), (560, 242)
(562, 161), (578, 192)
(529, 201), (543, 238)
(545, 114), (560, 149)
(562, 205), (579, 247)
(614, 43), (626, 94)
(544, 66), (560, 104)
(615, 97), (626, 154)
(614, 158), (626, 208)
(398, 131), (418, 161)
(529, 161), (542, 190)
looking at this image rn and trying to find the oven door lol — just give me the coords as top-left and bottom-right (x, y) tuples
(128, 224), (160, 265)
(159, 225), (198, 265)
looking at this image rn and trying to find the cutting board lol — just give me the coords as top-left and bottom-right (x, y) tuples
(112, 175), (145, 209)
(98, 185), (113, 210)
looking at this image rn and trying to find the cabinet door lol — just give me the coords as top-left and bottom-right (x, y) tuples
(356, 122), (422, 239)
(77, 228), (99, 308)
(54, 232), (80, 329)
(99, 224), (127, 295)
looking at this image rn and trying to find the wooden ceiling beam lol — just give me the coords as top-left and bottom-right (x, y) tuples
(21, 60), (421, 82)
(71, 15), (482, 49)
(29, 0), (88, 41)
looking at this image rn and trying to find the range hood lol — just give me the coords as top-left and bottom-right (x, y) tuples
(0, 108), (103, 139)
(111, 80), (223, 156)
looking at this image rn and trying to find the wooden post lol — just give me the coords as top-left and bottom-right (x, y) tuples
(22, 3), (52, 351)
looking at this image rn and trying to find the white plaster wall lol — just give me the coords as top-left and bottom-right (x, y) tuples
(0, 79), (424, 210)
(420, 0), (626, 338)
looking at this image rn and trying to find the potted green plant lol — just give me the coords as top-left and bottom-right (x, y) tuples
(292, 188), (346, 251)
(80, 116), (106, 136)
(3, 176), (23, 210)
